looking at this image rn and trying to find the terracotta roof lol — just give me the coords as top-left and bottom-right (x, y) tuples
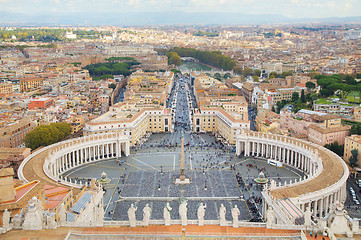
(308, 124), (351, 134)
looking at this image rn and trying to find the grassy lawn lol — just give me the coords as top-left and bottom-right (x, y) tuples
(316, 98), (331, 104)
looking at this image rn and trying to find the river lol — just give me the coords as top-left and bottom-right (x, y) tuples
(179, 61), (213, 72)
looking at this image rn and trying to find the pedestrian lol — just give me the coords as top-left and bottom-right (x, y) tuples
(315, 234), (317, 239)
(310, 231), (312, 237)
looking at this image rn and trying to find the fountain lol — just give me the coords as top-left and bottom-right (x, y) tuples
(97, 172), (111, 185)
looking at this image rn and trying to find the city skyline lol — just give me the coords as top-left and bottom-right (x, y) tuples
(0, 0), (361, 25)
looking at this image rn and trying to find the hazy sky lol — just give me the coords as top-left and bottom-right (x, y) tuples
(0, 0), (360, 19)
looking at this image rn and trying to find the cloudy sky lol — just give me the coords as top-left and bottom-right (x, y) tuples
(0, 0), (360, 25)
(0, 0), (359, 18)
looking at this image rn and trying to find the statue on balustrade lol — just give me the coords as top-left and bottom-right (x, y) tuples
(23, 197), (43, 230)
(179, 201), (188, 226)
(142, 204), (152, 226)
(266, 206), (274, 228)
(128, 203), (137, 227)
(197, 203), (206, 226)
(231, 205), (240, 228)
(2, 209), (11, 231)
(219, 204), (227, 226)
(164, 202), (172, 226)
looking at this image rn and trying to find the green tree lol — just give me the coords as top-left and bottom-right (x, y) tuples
(324, 141), (344, 156)
(292, 92), (299, 102)
(24, 123), (71, 150)
(254, 69), (261, 77)
(170, 69), (181, 74)
(300, 90), (306, 103)
(242, 67), (253, 77)
(252, 75), (259, 82)
(281, 71), (293, 78)
(108, 83), (116, 89)
(165, 52), (181, 66)
(349, 149), (359, 168)
(305, 81), (316, 91)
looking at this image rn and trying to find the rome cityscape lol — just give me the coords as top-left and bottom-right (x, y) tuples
(0, 0), (361, 239)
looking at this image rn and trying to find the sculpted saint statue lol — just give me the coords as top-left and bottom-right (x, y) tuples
(219, 204), (227, 226)
(197, 203), (207, 226)
(164, 202), (172, 226)
(231, 205), (240, 228)
(128, 204), (137, 227)
(142, 204), (152, 226)
(179, 201), (188, 226)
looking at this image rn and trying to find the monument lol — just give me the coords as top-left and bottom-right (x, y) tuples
(175, 132), (190, 184)
(2, 209), (11, 231)
(164, 202), (172, 226)
(179, 200), (188, 226)
(219, 204), (227, 226)
(231, 205), (240, 228)
(22, 197), (43, 230)
(142, 204), (152, 226)
(197, 203), (206, 226)
(128, 204), (137, 227)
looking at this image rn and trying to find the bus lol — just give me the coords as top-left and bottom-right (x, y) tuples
(267, 159), (283, 168)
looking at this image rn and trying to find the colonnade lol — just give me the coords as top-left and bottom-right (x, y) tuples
(236, 131), (348, 223)
(43, 133), (130, 188)
(237, 139), (317, 175)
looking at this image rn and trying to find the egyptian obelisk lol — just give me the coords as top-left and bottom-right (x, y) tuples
(180, 132), (185, 181)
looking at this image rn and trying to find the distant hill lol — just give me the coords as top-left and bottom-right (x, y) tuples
(0, 11), (360, 26)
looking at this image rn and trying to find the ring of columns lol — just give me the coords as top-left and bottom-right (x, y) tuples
(236, 130), (348, 223)
(18, 133), (130, 189)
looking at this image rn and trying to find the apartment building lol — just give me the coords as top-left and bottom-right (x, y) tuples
(0, 82), (13, 95)
(28, 98), (55, 110)
(344, 135), (361, 168)
(192, 75), (250, 144)
(0, 120), (36, 148)
(280, 109), (350, 145)
(19, 76), (44, 92)
(83, 103), (172, 145)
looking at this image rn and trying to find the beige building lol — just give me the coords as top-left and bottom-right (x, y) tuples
(19, 76), (44, 92)
(354, 107), (361, 122)
(0, 120), (36, 148)
(344, 135), (361, 167)
(192, 74), (250, 144)
(83, 103), (172, 145)
(307, 114), (350, 146)
(0, 82), (13, 95)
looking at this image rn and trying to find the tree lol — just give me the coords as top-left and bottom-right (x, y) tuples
(252, 75), (259, 82)
(242, 67), (253, 77)
(165, 52), (181, 66)
(254, 69), (261, 77)
(108, 83), (116, 89)
(281, 71), (293, 78)
(170, 69), (180, 74)
(350, 124), (361, 135)
(300, 90), (306, 103)
(305, 81), (316, 90)
(349, 149), (359, 168)
(324, 141), (344, 156)
(292, 92), (299, 102)
(24, 123), (71, 150)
